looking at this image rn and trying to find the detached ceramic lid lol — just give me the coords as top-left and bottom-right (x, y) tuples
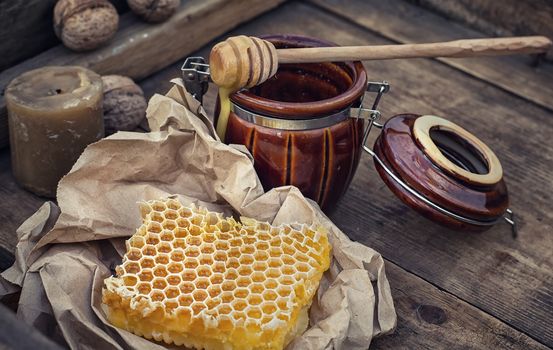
(372, 114), (509, 231)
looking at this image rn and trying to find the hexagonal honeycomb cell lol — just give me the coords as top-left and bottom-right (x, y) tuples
(102, 198), (331, 350)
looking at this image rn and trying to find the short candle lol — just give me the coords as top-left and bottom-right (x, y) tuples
(6, 66), (104, 197)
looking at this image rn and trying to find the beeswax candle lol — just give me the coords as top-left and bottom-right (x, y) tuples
(6, 66), (104, 197)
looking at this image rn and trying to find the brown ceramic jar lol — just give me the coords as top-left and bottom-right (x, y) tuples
(217, 35), (368, 211)
(373, 113), (509, 231)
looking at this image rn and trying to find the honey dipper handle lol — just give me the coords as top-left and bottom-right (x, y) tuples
(277, 36), (552, 63)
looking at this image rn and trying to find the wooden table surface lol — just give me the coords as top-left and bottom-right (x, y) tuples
(1, 1), (553, 349)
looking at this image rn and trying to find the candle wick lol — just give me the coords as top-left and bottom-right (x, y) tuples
(48, 88), (64, 96)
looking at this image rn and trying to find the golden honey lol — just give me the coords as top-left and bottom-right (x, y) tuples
(102, 198), (331, 350)
(216, 87), (232, 140)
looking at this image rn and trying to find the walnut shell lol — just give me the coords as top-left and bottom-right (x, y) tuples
(127, 0), (180, 23)
(102, 75), (147, 134)
(54, 0), (119, 51)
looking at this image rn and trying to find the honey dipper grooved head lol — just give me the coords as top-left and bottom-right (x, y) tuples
(210, 36), (278, 89)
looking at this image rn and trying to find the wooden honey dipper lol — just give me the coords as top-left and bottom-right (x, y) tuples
(209, 35), (552, 89)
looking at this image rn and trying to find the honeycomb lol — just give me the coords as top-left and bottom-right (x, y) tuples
(102, 198), (331, 350)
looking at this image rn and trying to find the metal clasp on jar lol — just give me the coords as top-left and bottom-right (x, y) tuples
(353, 81), (390, 152)
(181, 57), (211, 103)
(355, 81), (517, 237)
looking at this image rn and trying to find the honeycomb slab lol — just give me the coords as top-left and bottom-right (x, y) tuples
(102, 198), (331, 350)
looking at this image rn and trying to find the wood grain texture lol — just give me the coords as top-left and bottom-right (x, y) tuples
(136, 73), (551, 349)
(1, 1), (553, 348)
(309, 0), (553, 113)
(0, 0), (287, 149)
(373, 262), (549, 349)
(277, 36), (552, 62)
(0, 302), (63, 350)
(0, 0), (128, 72)
(127, 3), (553, 346)
(0, 150), (44, 271)
(408, 0), (553, 59)
(0, 0), (59, 72)
(209, 36), (279, 88)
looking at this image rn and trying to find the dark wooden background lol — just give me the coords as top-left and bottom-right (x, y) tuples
(411, 0), (553, 59)
(0, 0), (129, 71)
(1, 0), (553, 349)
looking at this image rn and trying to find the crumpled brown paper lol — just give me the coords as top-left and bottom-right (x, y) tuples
(0, 79), (396, 350)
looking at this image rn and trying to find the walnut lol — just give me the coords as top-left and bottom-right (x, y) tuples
(54, 0), (119, 51)
(101, 75), (147, 134)
(127, 0), (180, 23)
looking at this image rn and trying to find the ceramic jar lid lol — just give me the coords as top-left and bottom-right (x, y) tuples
(371, 113), (511, 232)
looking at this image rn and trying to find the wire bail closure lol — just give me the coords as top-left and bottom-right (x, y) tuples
(358, 81), (517, 237)
(181, 57), (211, 103)
(355, 81), (389, 152)
(179, 57), (517, 237)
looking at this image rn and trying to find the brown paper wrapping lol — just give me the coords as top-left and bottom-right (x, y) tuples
(0, 79), (396, 349)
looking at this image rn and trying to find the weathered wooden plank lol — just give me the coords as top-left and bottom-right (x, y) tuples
(1, 87), (546, 349)
(145, 61), (553, 350)
(141, 4), (553, 345)
(0, 0), (287, 267)
(309, 0), (553, 113)
(0, 0), (128, 72)
(0, 150), (44, 271)
(1, 1), (553, 348)
(0, 302), (63, 350)
(0, 0), (287, 149)
(408, 0), (553, 59)
(193, 2), (553, 346)
(0, 0), (59, 72)
(374, 262), (549, 349)
(0, 75), (214, 267)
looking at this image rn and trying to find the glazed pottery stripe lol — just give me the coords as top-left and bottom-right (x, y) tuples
(318, 129), (331, 207)
(286, 134), (292, 185)
(247, 126), (255, 150)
